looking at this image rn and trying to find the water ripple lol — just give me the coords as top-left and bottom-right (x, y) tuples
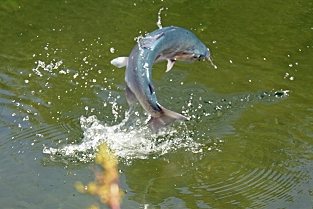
(190, 160), (308, 208)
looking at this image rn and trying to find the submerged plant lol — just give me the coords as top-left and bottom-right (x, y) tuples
(75, 143), (123, 209)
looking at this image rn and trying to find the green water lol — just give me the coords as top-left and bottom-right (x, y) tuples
(1, 1), (313, 208)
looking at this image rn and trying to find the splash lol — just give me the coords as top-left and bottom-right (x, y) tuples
(42, 88), (289, 164)
(43, 106), (201, 164)
(207, 54), (218, 69)
(156, 8), (164, 29)
(32, 60), (63, 77)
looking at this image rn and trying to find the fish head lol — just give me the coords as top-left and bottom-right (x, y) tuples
(175, 45), (210, 62)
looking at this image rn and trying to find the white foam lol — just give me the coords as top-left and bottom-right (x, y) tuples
(43, 112), (201, 164)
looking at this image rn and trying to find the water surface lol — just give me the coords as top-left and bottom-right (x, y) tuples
(1, 1), (313, 208)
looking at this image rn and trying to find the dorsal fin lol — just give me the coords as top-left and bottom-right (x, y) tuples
(139, 32), (165, 49)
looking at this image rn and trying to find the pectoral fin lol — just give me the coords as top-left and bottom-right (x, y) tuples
(110, 57), (128, 68)
(166, 59), (176, 72)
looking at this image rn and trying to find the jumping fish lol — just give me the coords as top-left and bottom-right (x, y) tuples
(111, 26), (210, 132)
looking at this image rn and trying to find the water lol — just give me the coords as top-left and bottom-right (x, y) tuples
(1, 1), (313, 208)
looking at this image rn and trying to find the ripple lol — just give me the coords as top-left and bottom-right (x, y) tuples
(56, 116), (81, 134)
(162, 69), (189, 83)
(190, 158), (308, 208)
(180, 82), (210, 95)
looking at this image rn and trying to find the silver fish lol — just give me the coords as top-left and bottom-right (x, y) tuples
(111, 26), (210, 132)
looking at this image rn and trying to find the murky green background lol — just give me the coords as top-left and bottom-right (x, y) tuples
(1, 0), (313, 208)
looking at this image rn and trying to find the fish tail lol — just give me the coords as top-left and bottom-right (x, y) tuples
(149, 105), (188, 132)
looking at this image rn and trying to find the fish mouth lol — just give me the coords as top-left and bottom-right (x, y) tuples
(194, 48), (211, 61)
(197, 54), (209, 60)
(194, 48), (217, 69)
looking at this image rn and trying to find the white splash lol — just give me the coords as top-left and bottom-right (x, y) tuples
(43, 112), (201, 163)
(156, 8), (164, 29)
(207, 55), (218, 69)
(32, 60), (63, 77)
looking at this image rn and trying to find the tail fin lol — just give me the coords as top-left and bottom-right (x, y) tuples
(149, 105), (188, 132)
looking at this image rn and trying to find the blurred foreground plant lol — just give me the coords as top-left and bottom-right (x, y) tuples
(75, 143), (123, 209)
